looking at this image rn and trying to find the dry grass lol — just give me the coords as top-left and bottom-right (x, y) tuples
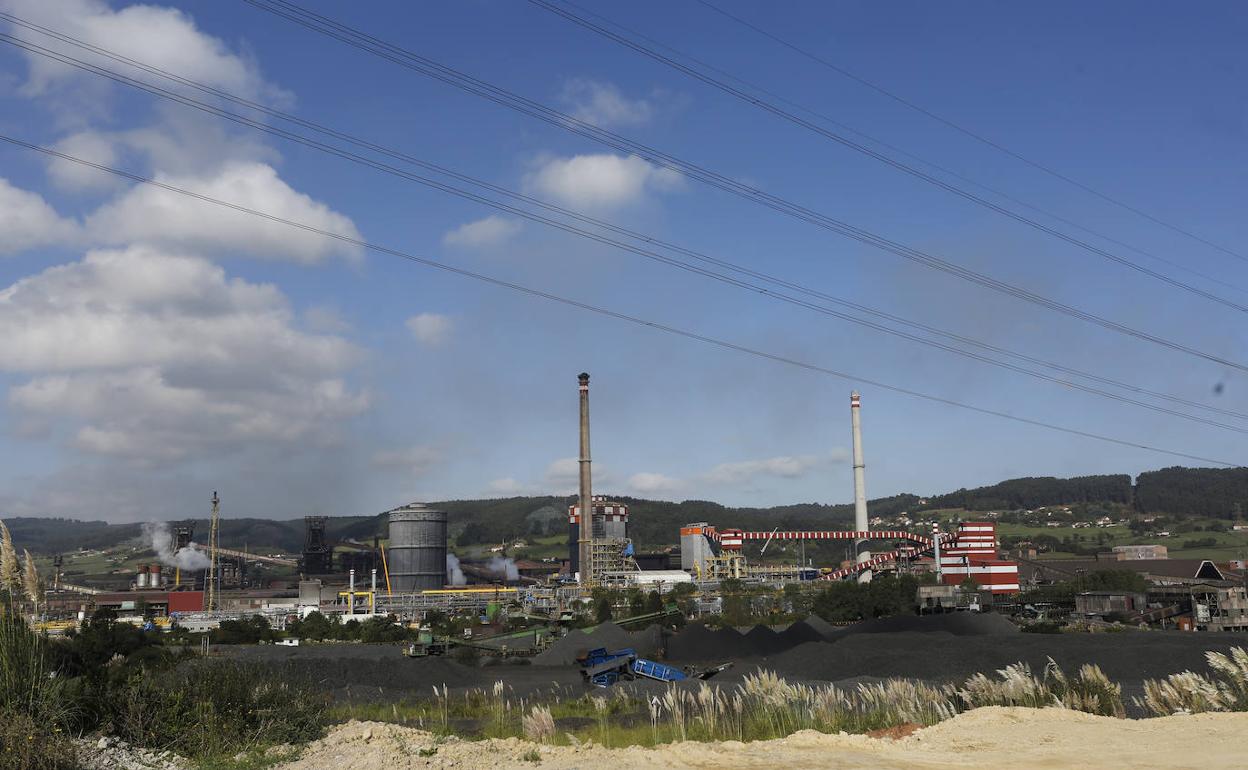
(1138, 647), (1248, 716)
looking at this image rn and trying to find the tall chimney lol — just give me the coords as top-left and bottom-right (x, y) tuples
(851, 391), (872, 583)
(578, 372), (593, 585)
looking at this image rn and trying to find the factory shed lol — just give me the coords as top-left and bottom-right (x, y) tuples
(1019, 558), (1227, 586)
(513, 559), (560, 580)
(1075, 591), (1148, 616)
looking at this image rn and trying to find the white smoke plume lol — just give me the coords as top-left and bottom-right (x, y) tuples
(446, 553), (466, 586)
(143, 521), (211, 571)
(486, 556), (519, 581)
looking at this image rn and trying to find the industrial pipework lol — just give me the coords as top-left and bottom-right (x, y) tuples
(850, 392), (871, 583)
(577, 372), (593, 586)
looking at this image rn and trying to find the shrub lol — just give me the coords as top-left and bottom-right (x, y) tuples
(0, 708), (77, 770)
(107, 661), (327, 758)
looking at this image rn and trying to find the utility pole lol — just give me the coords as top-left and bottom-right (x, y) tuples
(205, 491), (221, 611)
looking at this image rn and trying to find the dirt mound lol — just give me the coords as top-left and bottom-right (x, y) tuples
(533, 622), (639, 666)
(840, 613), (1018, 637)
(275, 710), (1248, 769)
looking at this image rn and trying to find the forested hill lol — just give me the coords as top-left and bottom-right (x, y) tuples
(4, 466), (1246, 554)
(919, 474), (1134, 512)
(923, 467), (1248, 517)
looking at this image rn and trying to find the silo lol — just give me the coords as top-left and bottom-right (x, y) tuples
(388, 503), (447, 591)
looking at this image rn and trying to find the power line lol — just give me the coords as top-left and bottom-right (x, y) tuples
(529, 0), (1248, 312)
(235, 0), (1248, 374)
(2, 131), (1237, 468)
(693, 0), (1248, 266)
(550, 0), (1248, 298)
(3, 22), (1246, 432)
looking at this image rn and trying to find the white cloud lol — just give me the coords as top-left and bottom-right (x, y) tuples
(525, 153), (682, 209)
(442, 215), (522, 248)
(0, 178), (78, 255)
(0, 245), (367, 462)
(303, 305), (351, 334)
(702, 454), (828, 485)
(2, 0), (287, 104)
(560, 79), (652, 127)
(405, 313), (452, 346)
(628, 472), (682, 495)
(46, 131), (122, 193)
(371, 445), (442, 476)
(84, 162), (362, 263)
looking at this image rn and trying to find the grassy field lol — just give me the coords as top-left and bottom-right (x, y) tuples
(992, 521), (1248, 561)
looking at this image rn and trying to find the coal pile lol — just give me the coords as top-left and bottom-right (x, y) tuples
(665, 622), (754, 661)
(837, 612), (1018, 637)
(665, 617), (837, 662)
(743, 625), (786, 656)
(797, 614), (839, 639)
(629, 624), (665, 658)
(775, 618), (826, 647)
(533, 622), (633, 666)
(764, 629), (1248, 692)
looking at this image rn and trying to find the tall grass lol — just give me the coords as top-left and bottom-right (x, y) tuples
(956, 659), (1124, 717)
(0, 616), (77, 770)
(339, 652), (1224, 748)
(1138, 647), (1248, 716)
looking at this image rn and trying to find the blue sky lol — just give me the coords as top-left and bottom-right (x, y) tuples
(0, 0), (1244, 522)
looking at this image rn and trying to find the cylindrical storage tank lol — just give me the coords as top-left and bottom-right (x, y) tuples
(150, 564), (163, 587)
(137, 564), (150, 589)
(388, 503), (447, 592)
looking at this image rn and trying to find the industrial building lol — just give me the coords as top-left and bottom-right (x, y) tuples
(387, 503), (448, 592)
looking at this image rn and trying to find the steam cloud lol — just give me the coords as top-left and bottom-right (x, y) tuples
(486, 556), (519, 581)
(143, 521), (211, 571)
(446, 553), (466, 586)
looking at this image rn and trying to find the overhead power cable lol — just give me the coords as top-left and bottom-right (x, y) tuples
(2, 21), (1246, 432)
(235, 0), (1248, 373)
(529, 0), (1247, 312)
(694, 0), (1248, 266)
(3, 131), (1238, 468)
(549, 0), (1247, 298)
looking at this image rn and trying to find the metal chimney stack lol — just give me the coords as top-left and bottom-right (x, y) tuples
(577, 373), (593, 585)
(851, 391), (872, 583)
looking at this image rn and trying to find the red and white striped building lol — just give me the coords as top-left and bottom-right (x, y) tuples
(680, 520), (1020, 593)
(936, 522), (1020, 593)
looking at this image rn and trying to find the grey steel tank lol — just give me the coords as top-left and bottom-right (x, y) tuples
(387, 503), (447, 591)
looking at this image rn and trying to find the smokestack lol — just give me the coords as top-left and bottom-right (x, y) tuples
(932, 522), (942, 581)
(851, 391), (872, 583)
(578, 372), (593, 585)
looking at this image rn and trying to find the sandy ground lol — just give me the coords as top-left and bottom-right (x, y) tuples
(274, 707), (1247, 769)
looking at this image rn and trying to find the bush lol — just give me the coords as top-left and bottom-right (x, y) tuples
(0, 708), (77, 770)
(107, 660), (326, 757)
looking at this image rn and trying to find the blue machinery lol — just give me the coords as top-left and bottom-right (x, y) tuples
(577, 647), (733, 687)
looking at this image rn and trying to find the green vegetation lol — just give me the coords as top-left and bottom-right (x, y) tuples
(923, 474), (1133, 512)
(0, 608), (326, 769)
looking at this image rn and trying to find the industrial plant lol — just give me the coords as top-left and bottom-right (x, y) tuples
(23, 372), (1044, 642)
